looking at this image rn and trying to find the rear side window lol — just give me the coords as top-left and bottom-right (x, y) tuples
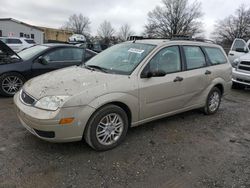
(183, 46), (206, 70)
(6, 39), (22, 44)
(204, 47), (227, 65)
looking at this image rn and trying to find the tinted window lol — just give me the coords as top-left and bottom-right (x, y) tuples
(183, 46), (206, 70)
(85, 50), (96, 61)
(24, 39), (35, 44)
(204, 47), (227, 65)
(0, 30), (2, 37)
(44, 48), (83, 62)
(148, 46), (181, 74)
(6, 39), (22, 44)
(20, 33), (24, 37)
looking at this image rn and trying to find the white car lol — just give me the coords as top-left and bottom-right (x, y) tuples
(228, 38), (250, 64)
(68, 34), (86, 43)
(0, 37), (36, 52)
(228, 38), (250, 88)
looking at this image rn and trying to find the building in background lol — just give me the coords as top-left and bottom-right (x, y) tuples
(0, 18), (73, 44)
(0, 18), (44, 43)
(38, 27), (73, 43)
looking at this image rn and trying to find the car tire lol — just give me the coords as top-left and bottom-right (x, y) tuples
(0, 72), (25, 97)
(232, 82), (244, 90)
(203, 87), (222, 115)
(84, 105), (129, 151)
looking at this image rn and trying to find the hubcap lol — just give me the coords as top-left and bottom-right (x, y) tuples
(2, 76), (23, 95)
(96, 113), (124, 146)
(208, 91), (220, 112)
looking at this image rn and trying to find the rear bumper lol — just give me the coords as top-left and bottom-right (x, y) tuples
(14, 91), (96, 142)
(232, 68), (250, 86)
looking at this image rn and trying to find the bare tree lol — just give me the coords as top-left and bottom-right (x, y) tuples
(63, 14), (91, 36)
(97, 21), (115, 39)
(144, 0), (203, 38)
(212, 5), (250, 44)
(118, 24), (135, 41)
(97, 21), (115, 45)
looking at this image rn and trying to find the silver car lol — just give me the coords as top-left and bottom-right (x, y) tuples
(14, 39), (232, 151)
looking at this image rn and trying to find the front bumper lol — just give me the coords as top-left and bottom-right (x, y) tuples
(14, 91), (96, 142)
(232, 68), (250, 86)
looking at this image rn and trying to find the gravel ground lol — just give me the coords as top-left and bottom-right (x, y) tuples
(0, 88), (249, 188)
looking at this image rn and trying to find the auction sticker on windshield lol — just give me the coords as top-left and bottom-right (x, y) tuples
(128, 48), (145, 54)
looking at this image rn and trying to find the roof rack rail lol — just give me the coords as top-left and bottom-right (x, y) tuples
(127, 35), (216, 44)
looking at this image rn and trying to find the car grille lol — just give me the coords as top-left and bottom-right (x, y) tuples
(20, 90), (36, 105)
(238, 61), (250, 72)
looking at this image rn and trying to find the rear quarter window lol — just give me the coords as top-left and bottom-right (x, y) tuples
(204, 47), (227, 65)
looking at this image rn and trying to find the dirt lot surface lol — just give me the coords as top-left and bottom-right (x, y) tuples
(0, 89), (249, 188)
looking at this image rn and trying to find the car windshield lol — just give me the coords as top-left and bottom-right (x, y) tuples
(17, 45), (48, 60)
(85, 42), (156, 75)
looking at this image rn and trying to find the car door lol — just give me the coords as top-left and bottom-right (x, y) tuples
(139, 45), (210, 120)
(139, 46), (186, 120)
(31, 47), (83, 77)
(228, 38), (249, 63)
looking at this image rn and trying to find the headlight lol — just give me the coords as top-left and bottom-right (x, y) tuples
(232, 59), (240, 68)
(34, 96), (69, 111)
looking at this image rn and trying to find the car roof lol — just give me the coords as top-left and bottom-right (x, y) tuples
(41, 43), (78, 48)
(128, 39), (221, 48)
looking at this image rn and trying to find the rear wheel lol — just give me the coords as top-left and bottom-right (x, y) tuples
(203, 87), (222, 115)
(0, 73), (25, 97)
(84, 105), (129, 151)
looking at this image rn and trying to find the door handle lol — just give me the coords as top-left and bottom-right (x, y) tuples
(173, 76), (183, 82)
(229, 53), (234, 56)
(205, 70), (212, 75)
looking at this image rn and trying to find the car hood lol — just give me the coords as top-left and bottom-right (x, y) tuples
(23, 66), (128, 100)
(0, 40), (20, 58)
(238, 53), (250, 61)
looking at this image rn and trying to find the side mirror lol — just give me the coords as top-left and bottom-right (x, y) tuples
(235, 48), (248, 53)
(141, 70), (166, 78)
(38, 56), (48, 65)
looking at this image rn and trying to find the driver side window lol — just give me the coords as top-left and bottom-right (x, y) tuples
(148, 46), (181, 74)
(43, 48), (83, 63)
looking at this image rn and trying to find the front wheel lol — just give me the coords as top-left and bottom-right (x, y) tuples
(0, 73), (25, 97)
(84, 105), (129, 151)
(203, 87), (222, 115)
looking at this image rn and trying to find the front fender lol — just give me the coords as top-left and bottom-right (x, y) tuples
(87, 92), (140, 123)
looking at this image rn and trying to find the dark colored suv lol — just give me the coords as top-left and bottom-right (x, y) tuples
(0, 41), (97, 96)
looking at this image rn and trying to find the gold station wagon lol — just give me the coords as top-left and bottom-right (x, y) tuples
(14, 38), (232, 150)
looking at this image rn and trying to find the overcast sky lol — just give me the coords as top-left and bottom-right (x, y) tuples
(0, 0), (250, 38)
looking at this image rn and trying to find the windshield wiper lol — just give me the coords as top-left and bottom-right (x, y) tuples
(85, 65), (108, 73)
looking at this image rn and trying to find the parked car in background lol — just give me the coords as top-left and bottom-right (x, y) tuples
(228, 38), (250, 89)
(14, 39), (232, 151)
(68, 34), (86, 43)
(0, 37), (36, 52)
(0, 41), (96, 96)
(228, 38), (250, 64)
(231, 53), (250, 88)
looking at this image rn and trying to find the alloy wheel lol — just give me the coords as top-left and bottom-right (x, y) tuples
(96, 113), (124, 146)
(2, 76), (23, 95)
